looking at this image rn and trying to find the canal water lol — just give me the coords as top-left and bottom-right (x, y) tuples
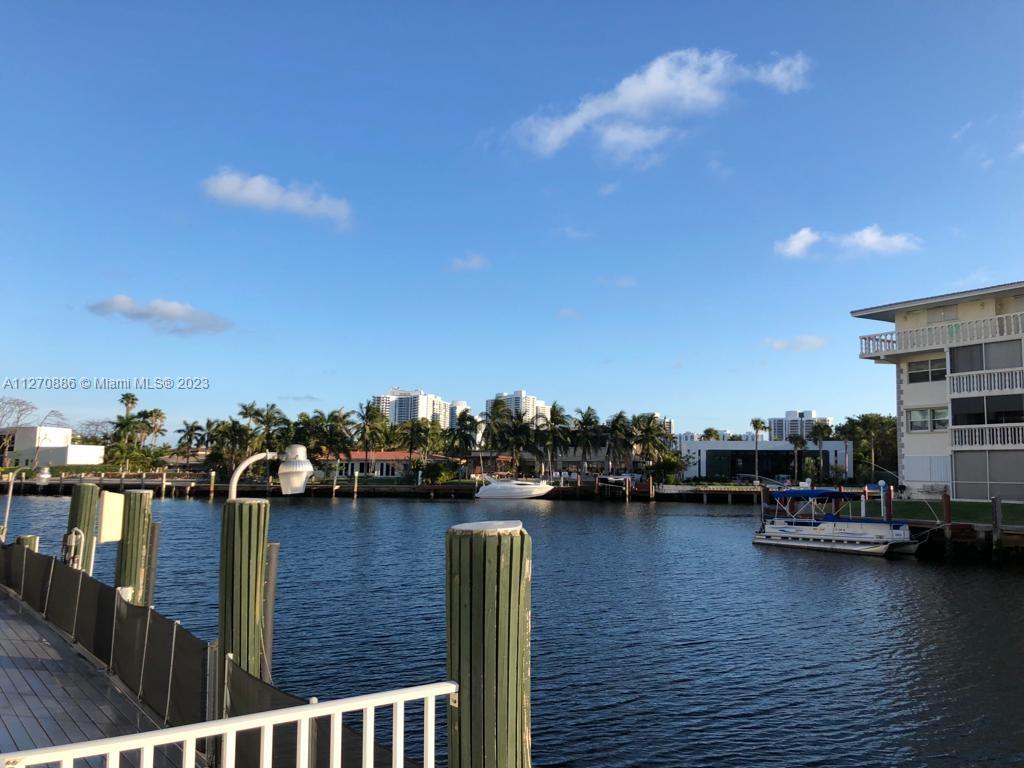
(7, 495), (1024, 767)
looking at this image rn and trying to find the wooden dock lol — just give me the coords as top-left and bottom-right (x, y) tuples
(0, 590), (179, 766)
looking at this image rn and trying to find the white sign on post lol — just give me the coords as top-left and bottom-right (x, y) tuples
(98, 490), (125, 543)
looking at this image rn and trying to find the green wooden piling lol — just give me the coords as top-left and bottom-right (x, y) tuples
(67, 483), (100, 574)
(446, 520), (532, 768)
(115, 490), (153, 605)
(218, 498), (270, 677)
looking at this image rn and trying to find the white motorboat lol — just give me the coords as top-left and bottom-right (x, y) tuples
(475, 475), (553, 500)
(753, 489), (919, 557)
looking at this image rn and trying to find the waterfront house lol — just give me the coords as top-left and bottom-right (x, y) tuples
(677, 438), (853, 482)
(853, 281), (1024, 501)
(0, 426), (105, 467)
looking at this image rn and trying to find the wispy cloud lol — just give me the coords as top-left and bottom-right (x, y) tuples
(951, 121), (973, 141)
(88, 295), (231, 335)
(775, 224), (921, 257)
(202, 168), (352, 229)
(451, 252), (489, 271)
(279, 394), (322, 402)
(599, 275), (637, 289)
(557, 307), (580, 319)
(952, 267), (994, 289)
(558, 225), (591, 240)
(1012, 142), (1024, 158)
(775, 227), (821, 258)
(598, 182), (619, 196)
(706, 153), (733, 178)
(514, 48), (810, 162)
(837, 224), (921, 254)
(764, 335), (826, 352)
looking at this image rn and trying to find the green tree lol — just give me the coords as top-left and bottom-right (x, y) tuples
(481, 400), (511, 454)
(449, 410), (479, 460)
(119, 392), (138, 419)
(701, 427), (720, 441)
(175, 420), (204, 469)
(750, 417), (767, 481)
(809, 421), (834, 482)
(632, 413), (673, 467)
(606, 411), (632, 472)
(355, 401), (387, 474)
(572, 406), (603, 474)
(787, 433), (807, 480)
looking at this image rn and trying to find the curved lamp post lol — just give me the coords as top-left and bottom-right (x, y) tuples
(2, 468), (31, 543)
(227, 444), (314, 500)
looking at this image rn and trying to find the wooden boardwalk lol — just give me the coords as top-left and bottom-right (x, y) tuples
(0, 589), (179, 766)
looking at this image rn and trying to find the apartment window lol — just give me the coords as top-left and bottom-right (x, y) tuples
(986, 395), (1024, 424)
(983, 340), (1023, 370)
(908, 409), (931, 432)
(950, 344), (984, 374)
(927, 305), (958, 324)
(908, 407), (949, 432)
(907, 358), (947, 383)
(951, 397), (985, 426)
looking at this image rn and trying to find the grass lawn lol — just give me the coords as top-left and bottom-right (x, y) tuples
(862, 499), (1024, 525)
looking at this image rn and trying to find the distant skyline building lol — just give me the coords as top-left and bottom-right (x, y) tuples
(450, 400), (471, 427)
(372, 387), (465, 429)
(768, 410), (833, 441)
(486, 390), (551, 422)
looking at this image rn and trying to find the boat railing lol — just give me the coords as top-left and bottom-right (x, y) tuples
(1, 678), (458, 768)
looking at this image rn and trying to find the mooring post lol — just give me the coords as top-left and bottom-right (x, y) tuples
(140, 472), (146, 490)
(648, 475), (655, 502)
(219, 498), (270, 678)
(942, 491), (953, 558)
(67, 483), (100, 574)
(161, 472), (167, 499)
(119, 472), (125, 492)
(624, 477), (631, 502)
(261, 541), (280, 683)
(144, 521), (160, 606)
(15, 534), (39, 552)
(115, 490), (153, 605)
(885, 483), (894, 521)
(446, 521), (532, 768)
(58, 472), (65, 496)
(991, 496), (1003, 564)
(353, 470), (359, 499)
(208, 470), (216, 501)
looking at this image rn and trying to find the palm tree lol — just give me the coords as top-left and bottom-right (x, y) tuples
(787, 434), (807, 481)
(175, 420), (204, 469)
(480, 399), (511, 453)
(701, 427), (720, 441)
(543, 402), (572, 474)
(254, 403), (288, 453)
(632, 413), (672, 469)
(355, 401), (386, 475)
(857, 413), (888, 484)
(606, 411), (632, 472)
(145, 408), (166, 448)
(572, 407), (603, 475)
(119, 392), (138, 418)
(833, 421), (854, 482)
(750, 417), (767, 481)
(809, 422), (833, 482)
(238, 401), (259, 430)
(505, 411), (534, 476)
(449, 410), (479, 463)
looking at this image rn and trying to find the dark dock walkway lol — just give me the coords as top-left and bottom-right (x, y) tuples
(0, 589), (170, 764)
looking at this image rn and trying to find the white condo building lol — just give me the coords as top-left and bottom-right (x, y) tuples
(485, 390), (551, 422)
(768, 410), (833, 441)
(854, 281), (1024, 501)
(372, 387), (464, 429)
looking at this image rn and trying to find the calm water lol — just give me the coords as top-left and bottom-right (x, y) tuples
(7, 495), (1024, 767)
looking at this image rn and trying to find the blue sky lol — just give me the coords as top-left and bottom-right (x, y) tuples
(3, 2), (1023, 435)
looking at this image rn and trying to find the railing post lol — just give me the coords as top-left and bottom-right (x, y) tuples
(67, 483), (100, 574)
(446, 521), (532, 768)
(991, 496), (1003, 564)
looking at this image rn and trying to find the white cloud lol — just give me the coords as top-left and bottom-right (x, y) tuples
(599, 275), (637, 289)
(451, 253), (488, 271)
(837, 224), (921, 254)
(753, 53), (811, 93)
(515, 48), (810, 159)
(598, 182), (619, 196)
(706, 153), (733, 178)
(88, 295), (231, 335)
(951, 121), (973, 141)
(952, 267), (994, 289)
(1012, 142), (1024, 158)
(775, 227), (821, 258)
(764, 335), (826, 352)
(202, 168), (352, 229)
(557, 307), (580, 319)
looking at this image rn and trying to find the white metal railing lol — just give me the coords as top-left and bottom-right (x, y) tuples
(0, 680), (457, 768)
(950, 424), (1024, 449)
(860, 311), (1024, 357)
(948, 367), (1024, 396)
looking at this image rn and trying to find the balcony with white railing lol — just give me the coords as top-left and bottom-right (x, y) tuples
(950, 424), (1024, 449)
(948, 367), (1024, 396)
(860, 310), (1024, 359)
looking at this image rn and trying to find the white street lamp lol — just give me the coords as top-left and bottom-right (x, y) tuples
(228, 444), (314, 501)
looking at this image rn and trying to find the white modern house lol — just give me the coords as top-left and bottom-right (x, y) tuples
(1, 426), (105, 467)
(853, 281), (1024, 501)
(677, 438), (852, 481)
